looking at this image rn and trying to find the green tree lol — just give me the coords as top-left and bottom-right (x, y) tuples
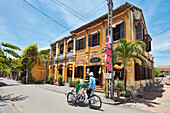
(154, 68), (161, 77)
(115, 39), (147, 90)
(39, 49), (50, 55)
(0, 42), (21, 73)
(39, 54), (53, 80)
(21, 43), (38, 83)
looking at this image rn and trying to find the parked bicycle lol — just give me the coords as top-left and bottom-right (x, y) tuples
(66, 83), (102, 110)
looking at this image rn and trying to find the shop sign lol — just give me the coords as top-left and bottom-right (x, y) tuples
(104, 73), (111, 79)
(90, 57), (101, 63)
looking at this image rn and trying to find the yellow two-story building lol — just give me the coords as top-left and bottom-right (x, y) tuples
(50, 2), (154, 91)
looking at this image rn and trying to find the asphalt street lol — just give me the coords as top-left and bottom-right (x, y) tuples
(0, 78), (152, 113)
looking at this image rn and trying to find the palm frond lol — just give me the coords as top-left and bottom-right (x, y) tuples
(3, 49), (21, 58)
(131, 55), (147, 66)
(1, 42), (21, 50)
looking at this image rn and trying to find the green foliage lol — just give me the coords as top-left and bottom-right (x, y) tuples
(114, 78), (124, 91)
(1, 42), (21, 50)
(75, 78), (80, 85)
(39, 49), (50, 55)
(22, 76), (26, 84)
(154, 68), (161, 77)
(155, 78), (160, 82)
(49, 74), (55, 81)
(115, 39), (147, 67)
(0, 42), (21, 73)
(42, 80), (50, 84)
(120, 90), (131, 97)
(68, 77), (75, 87)
(58, 75), (64, 85)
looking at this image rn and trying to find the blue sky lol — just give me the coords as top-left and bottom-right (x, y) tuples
(0, 0), (169, 66)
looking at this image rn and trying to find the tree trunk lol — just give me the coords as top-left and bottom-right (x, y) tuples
(124, 59), (127, 91)
(26, 67), (28, 83)
(46, 68), (48, 81)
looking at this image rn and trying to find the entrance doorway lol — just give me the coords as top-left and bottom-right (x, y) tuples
(86, 65), (102, 86)
(67, 68), (72, 81)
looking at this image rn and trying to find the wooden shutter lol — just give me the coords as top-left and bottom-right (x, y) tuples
(83, 37), (86, 49)
(88, 35), (92, 47)
(148, 40), (151, 51)
(135, 63), (139, 80)
(120, 21), (125, 38)
(139, 65), (143, 80)
(75, 40), (78, 50)
(135, 24), (143, 40)
(98, 31), (100, 45)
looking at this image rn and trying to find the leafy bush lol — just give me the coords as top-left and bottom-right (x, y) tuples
(68, 77), (75, 87)
(42, 80), (50, 84)
(49, 74), (55, 81)
(75, 78), (80, 85)
(120, 90), (131, 97)
(22, 76), (26, 84)
(114, 78), (124, 91)
(58, 75), (64, 85)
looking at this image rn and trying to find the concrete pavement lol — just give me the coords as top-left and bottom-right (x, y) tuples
(0, 78), (152, 113)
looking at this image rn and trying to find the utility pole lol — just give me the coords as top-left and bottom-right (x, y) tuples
(107, 0), (114, 99)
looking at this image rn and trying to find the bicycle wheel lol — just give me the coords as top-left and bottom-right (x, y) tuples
(78, 92), (86, 102)
(67, 92), (76, 103)
(89, 94), (102, 109)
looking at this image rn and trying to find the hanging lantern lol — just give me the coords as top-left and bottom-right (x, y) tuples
(106, 56), (111, 62)
(106, 43), (111, 49)
(127, 62), (132, 66)
(114, 64), (123, 70)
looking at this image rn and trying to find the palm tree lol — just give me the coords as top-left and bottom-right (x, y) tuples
(0, 42), (21, 73)
(39, 54), (53, 81)
(115, 39), (147, 90)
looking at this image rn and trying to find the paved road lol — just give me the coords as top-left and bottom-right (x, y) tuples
(0, 78), (152, 113)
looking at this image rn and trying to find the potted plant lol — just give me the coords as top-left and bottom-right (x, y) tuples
(49, 74), (55, 84)
(58, 74), (64, 86)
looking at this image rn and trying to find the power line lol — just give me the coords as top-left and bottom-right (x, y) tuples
(53, 0), (89, 20)
(153, 28), (170, 37)
(49, 0), (106, 42)
(23, 0), (71, 31)
(137, 0), (144, 6)
(50, 0), (87, 21)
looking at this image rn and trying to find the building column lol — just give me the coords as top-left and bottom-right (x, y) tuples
(56, 43), (58, 59)
(72, 63), (75, 81)
(63, 40), (66, 57)
(73, 38), (76, 56)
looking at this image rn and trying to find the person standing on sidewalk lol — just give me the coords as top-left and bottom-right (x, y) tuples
(86, 72), (96, 100)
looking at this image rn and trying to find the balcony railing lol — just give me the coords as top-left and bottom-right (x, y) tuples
(67, 52), (73, 57)
(58, 54), (64, 59)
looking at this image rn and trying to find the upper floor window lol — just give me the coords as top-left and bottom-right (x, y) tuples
(135, 24), (144, 40)
(106, 21), (125, 42)
(76, 37), (86, 50)
(88, 31), (100, 47)
(60, 44), (64, 54)
(68, 40), (73, 52)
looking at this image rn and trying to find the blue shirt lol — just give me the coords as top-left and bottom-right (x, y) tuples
(89, 76), (96, 89)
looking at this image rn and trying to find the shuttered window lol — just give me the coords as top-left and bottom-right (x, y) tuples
(148, 40), (151, 51)
(135, 24), (143, 40)
(112, 22), (125, 41)
(77, 66), (83, 79)
(135, 63), (140, 80)
(88, 35), (92, 47)
(76, 37), (86, 50)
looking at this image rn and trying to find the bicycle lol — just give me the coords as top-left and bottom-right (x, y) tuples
(66, 87), (102, 110)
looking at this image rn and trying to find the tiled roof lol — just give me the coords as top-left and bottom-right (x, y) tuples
(157, 65), (170, 68)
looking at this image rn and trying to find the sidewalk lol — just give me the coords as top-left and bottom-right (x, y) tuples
(0, 90), (20, 113)
(33, 83), (130, 105)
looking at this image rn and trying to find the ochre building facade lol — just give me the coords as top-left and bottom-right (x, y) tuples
(49, 2), (154, 90)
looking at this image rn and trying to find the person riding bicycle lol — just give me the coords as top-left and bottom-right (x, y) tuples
(86, 72), (96, 100)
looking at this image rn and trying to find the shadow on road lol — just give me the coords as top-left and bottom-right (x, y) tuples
(0, 82), (19, 87)
(125, 88), (165, 107)
(67, 102), (104, 111)
(11, 95), (29, 102)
